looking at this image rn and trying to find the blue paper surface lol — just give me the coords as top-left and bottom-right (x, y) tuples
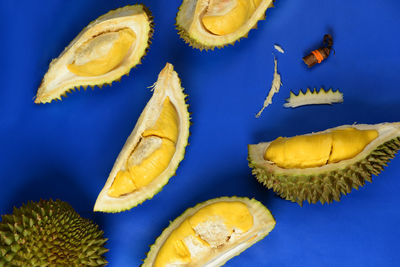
(1, 0), (400, 266)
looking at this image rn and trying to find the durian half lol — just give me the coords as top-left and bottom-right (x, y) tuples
(248, 123), (400, 205)
(143, 197), (275, 266)
(94, 63), (190, 213)
(35, 5), (153, 104)
(176, 0), (274, 50)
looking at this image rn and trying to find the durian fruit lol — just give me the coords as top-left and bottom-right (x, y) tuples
(94, 63), (190, 213)
(248, 123), (400, 205)
(0, 199), (108, 266)
(176, 0), (274, 50)
(35, 5), (153, 104)
(143, 197), (275, 266)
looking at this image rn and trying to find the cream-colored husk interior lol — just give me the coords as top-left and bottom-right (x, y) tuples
(142, 197), (276, 267)
(249, 123), (400, 176)
(94, 63), (189, 212)
(36, 5), (151, 103)
(176, 0), (273, 47)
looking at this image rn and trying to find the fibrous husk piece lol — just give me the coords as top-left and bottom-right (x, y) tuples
(248, 122), (400, 205)
(142, 197), (275, 266)
(176, 0), (275, 50)
(284, 88), (343, 108)
(94, 63), (190, 213)
(0, 200), (108, 266)
(35, 5), (153, 104)
(274, 44), (284, 53)
(256, 55), (282, 118)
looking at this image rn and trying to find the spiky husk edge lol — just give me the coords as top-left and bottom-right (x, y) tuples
(141, 197), (275, 266)
(248, 137), (400, 206)
(35, 4), (154, 104)
(175, 1), (274, 51)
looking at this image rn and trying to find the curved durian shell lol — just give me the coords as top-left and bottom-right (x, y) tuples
(35, 5), (153, 104)
(176, 0), (274, 50)
(94, 63), (190, 213)
(142, 197), (275, 266)
(248, 123), (400, 205)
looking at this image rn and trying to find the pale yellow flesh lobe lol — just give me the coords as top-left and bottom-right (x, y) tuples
(107, 97), (179, 198)
(265, 128), (379, 169)
(142, 97), (180, 143)
(67, 28), (136, 77)
(128, 139), (176, 188)
(201, 0), (262, 36)
(154, 202), (253, 266)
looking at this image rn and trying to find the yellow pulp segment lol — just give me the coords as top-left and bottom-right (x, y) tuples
(108, 97), (179, 197)
(264, 128), (379, 169)
(108, 170), (137, 198)
(202, 0), (261, 36)
(154, 202), (253, 266)
(154, 220), (196, 266)
(142, 97), (179, 143)
(67, 28), (136, 76)
(128, 139), (175, 188)
(328, 128), (379, 163)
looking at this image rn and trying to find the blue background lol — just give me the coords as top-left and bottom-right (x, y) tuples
(1, 0), (400, 266)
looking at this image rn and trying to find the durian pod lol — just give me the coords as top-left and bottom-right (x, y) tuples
(35, 5), (153, 104)
(94, 63), (190, 213)
(143, 197), (275, 266)
(176, 0), (274, 50)
(0, 200), (108, 266)
(248, 123), (400, 205)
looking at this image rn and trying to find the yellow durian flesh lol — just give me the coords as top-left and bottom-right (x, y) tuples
(265, 127), (379, 169)
(154, 202), (254, 266)
(142, 97), (180, 143)
(107, 97), (179, 198)
(67, 28), (136, 77)
(328, 128), (379, 163)
(202, 0), (262, 36)
(108, 170), (137, 198)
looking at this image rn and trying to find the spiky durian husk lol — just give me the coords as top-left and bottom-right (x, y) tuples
(35, 4), (154, 104)
(249, 137), (400, 205)
(0, 200), (108, 266)
(175, 1), (274, 51)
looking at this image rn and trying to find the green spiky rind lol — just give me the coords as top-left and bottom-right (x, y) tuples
(0, 200), (108, 266)
(36, 4), (154, 104)
(95, 71), (191, 213)
(142, 197), (275, 266)
(249, 137), (400, 206)
(175, 1), (272, 51)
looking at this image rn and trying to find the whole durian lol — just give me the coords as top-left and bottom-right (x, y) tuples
(0, 199), (108, 266)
